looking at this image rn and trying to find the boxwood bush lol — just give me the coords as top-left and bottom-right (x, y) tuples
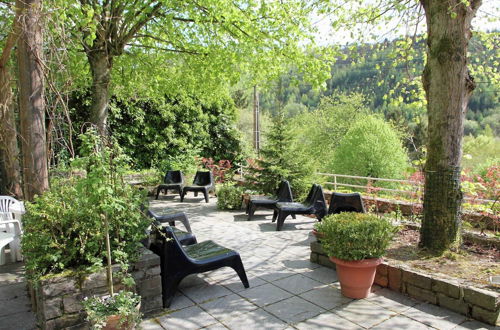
(216, 184), (243, 210)
(315, 213), (397, 261)
(22, 131), (151, 283)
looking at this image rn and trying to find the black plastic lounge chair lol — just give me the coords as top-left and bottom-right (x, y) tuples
(246, 180), (294, 221)
(147, 209), (193, 233)
(327, 192), (366, 215)
(145, 208), (197, 248)
(181, 171), (215, 203)
(156, 170), (185, 199)
(153, 226), (249, 307)
(273, 184), (328, 231)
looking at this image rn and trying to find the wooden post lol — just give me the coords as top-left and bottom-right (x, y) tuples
(253, 85), (260, 156)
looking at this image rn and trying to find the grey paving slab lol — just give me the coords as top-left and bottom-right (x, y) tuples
(168, 292), (195, 311)
(139, 318), (165, 330)
(452, 320), (498, 330)
(280, 258), (321, 272)
(298, 284), (352, 310)
(0, 263), (36, 330)
(222, 308), (288, 330)
(301, 265), (338, 284)
(371, 315), (433, 329)
(199, 293), (258, 321)
(203, 323), (229, 330)
(294, 312), (363, 330)
(180, 283), (233, 304)
(157, 305), (219, 329)
(0, 312), (37, 330)
(0, 262), (25, 284)
(263, 296), (325, 324)
(403, 303), (468, 330)
(250, 266), (296, 283)
(178, 274), (210, 288)
(219, 274), (266, 293)
(366, 287), (418, 313)
(333, 299), (397, 328)
(0, 285), (33, 318)
(273, 274), (324, 295)
(237, 283), (293, 307)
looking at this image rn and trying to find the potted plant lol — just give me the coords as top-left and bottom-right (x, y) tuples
(314, 212), (396, 299)
(83, 291), (141, 330)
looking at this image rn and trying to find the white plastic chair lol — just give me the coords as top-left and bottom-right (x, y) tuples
(0, 196), (25, 261)
(0, 223), (17, 265)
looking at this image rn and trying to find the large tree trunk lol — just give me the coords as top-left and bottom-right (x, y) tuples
(419, 0), (481, 252)
(88, 51), (113, 134)
(0, 69), (23, 198)
(0, 22), (24, 198)
(17, 0), (48, 201)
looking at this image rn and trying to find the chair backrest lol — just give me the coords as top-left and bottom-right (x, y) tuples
(164, 170), (184, 184)
(303, 184), (326, 208)
(163, 226), (192, 265)
(0, 196), (19, 221)
(327, 192), (366, 215)
(276, 180), (293, 202)
(311, 185), (327, 212)
(193, 171), (213, 186)
(302, 184), (317, 206)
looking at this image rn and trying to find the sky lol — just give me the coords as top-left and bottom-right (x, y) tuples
(313, 0), (499, 45)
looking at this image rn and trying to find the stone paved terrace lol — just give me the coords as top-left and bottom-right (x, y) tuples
(0, 196), (496, 329)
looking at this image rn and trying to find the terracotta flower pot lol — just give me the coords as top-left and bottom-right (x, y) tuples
(102, 302), (141, 330)
(330, 256), (382, 299)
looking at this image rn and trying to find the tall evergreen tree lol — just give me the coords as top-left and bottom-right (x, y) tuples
(246, 112), (313, 200)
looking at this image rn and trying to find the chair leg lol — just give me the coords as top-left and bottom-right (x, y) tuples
(272, 210), (278, 222)
(203, 190), (209, 203)
(245, 200), (250, 214)
(162, 276), (183, 308)
(247, 204), (256, 221)
(179, 213), (192, 233)
(231, 258), (250, 288)
(180, 191), (186, 202)
(156, 188), (161, 200)
(0, 246), (6, 266)
(178, 188), (183, 199)
(292, 214), (296, 219)
(276, 212), (288, 231)
(194, 192), (198, 197)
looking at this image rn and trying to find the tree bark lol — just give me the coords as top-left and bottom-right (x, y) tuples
(419, 0), (481, 252)
(87, 51), (113, 134)
(16, 0), (48, 201)
(0, 22), (23, 198)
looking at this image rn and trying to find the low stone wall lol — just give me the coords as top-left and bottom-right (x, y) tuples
(33, 248), (162, 329)
(310, 241), (500, 326)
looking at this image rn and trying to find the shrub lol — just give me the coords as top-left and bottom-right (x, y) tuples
(216, 184), (243, 210)
(200, 158), (233, 184)
(315, 213), (397, 261)
(291, 93), (369, 173)
(329, 115), (408, 181)
(22, 130), (150, 283)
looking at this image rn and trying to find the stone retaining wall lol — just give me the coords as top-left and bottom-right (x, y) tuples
(310, 241), (500, 326)
(33, 248), (162, 329)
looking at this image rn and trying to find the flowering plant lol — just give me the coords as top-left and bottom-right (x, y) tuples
(83, 291), (141, 329)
